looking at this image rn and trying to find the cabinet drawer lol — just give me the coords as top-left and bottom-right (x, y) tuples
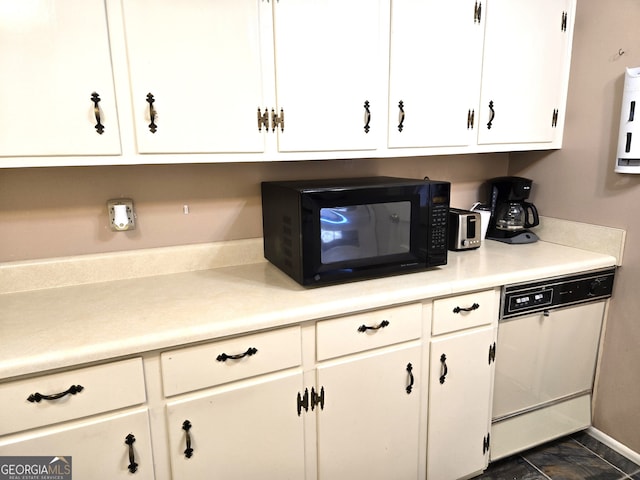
(161, 326), (302, 397)
(0, 357), (146, 436)
(316, 303), (422, 361)
(432, 289), (497, 335)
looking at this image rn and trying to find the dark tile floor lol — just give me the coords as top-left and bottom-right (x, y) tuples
(473, 431), (640, 480)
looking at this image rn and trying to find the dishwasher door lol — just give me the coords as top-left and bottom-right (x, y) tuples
(490, 300), (606, 460)
(492, 300), (606, 419)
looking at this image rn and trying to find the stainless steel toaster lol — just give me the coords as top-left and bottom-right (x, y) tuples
(448, 208), (481, 250)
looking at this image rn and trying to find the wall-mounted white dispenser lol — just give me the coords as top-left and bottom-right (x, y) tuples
(616, 67), (640, 173)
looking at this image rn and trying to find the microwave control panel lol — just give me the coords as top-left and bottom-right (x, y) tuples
(426, 180), (451, 259)
(429, 204), (448, 250)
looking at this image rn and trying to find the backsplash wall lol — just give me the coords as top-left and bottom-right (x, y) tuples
(0, 153), (508, 262)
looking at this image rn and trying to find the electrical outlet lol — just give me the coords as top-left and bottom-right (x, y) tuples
(108, 199), (136, 231)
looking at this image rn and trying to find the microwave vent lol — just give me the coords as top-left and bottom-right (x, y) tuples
(282, 215), (293, 261)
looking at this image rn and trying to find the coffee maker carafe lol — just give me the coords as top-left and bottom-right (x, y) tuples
(486, 176), (540, 244)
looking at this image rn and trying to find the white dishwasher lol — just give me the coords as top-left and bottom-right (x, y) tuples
(490, 267), (615, 461)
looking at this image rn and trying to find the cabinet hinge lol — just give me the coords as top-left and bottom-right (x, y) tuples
(552, 108), (559, 127)
(257, 107), (270, 132)
(474, 2), (482, 24)
(488, 342), (496, 364)
(483, 432), (491, 455)
(561, 11), (568, 32)
(311, 386), (325, 411)
(298, 386), (325, 415)
(297, 388), (309, 416)
(271, 108), (285, 133)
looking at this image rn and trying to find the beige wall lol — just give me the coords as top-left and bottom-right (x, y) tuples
(509, 1), (640, 452)
(0, 154), (508, 262)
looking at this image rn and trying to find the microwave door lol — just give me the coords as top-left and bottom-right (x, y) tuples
(319, 202), (412, 265)
(373, 202), (411, 255)
(320, 206), (378, 264)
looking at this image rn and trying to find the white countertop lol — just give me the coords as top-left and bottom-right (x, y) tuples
(0, 240), (616, 381)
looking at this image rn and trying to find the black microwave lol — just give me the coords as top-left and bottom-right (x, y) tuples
(261, 177), (450, 286)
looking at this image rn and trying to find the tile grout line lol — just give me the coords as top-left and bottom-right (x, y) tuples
(569, 437), (636, 479)
(520, 455), (553, 480)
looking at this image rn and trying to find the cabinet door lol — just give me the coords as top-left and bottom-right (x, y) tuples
(273, 0), (384, 153)
(478, 0), (572, 145)
(388, 0), (485, 148)
(165, 372), (305, 480)
(0, 408), (154, 479)
(122, 0), (272, 154)
(0, 0), (121, 157)
(428, 326), (496, 480)
(316, 344), (421, 480)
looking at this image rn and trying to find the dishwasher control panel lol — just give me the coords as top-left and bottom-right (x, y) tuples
(506, 287), (553, 314)
(501, 267), (615, 319)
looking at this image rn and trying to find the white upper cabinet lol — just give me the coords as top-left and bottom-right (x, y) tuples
(121, 0), (273, 154)
(388, 0), (485, 149)
(0, 0), (121, 157)
(273, 0), (385, 153)
(477, 0), (573, 145)
(0, 0), (577, 166)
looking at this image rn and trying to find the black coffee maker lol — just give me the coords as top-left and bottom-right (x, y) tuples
(485, 176), (540, 244)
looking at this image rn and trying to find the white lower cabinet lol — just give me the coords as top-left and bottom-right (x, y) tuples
(0, 357), (152, 479)
(427, 289), (499, 480)
(160, 314), (424, 480)
(165, 372), (305, 480)
(0, 408), (155, 479)
(427, 326), (496, 480)
(160, 326), (305, 479)
(1, 296), (501, 479)
(315, 343), (422, 480)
